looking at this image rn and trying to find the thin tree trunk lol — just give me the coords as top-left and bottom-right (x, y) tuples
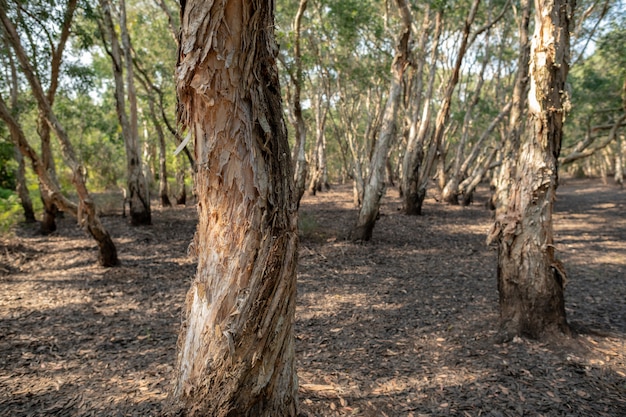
(493, 0), (532, 213)
(352, 0), (412, 241)
(100, 0), (151, 226)
(403, 10), (442, 215)
(400, 5), (431, 203)
(291, 0), (309, 207)
(146, 99), (172, 207)
(490, 0), (574, 341)
(5, 39), (35, 224)
(426, 0), (481, 204)
(37, 118), (59, 234)
(170, 1), (298, 415)
(441, 28), (491, 204)
(14, 145), (36, 223)
(175, 161), (187, 205)
(459, 146), (498, 206)
(308, 88), (329, 195)
(133, 58), (196, 171)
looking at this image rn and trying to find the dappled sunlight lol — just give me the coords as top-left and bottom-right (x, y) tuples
(1, 180), (624, 415)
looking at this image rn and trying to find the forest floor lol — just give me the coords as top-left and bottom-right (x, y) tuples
(0, 177), (624, 417)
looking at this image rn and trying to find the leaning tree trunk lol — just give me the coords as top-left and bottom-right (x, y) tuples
(0, 6), (119, 267)
(6, 48), (35, 223)
(352, 0), (412, 241)
(489, 0), (573, 341)
(170, 1), (299, 416)
(441, 29), (490, 205)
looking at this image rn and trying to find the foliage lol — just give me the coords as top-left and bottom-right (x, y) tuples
(0, 188), (21, 233)
(0, 135), (16, 191)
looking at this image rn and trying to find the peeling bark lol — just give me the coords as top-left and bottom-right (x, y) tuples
(169, 1), (298, 416)
(491, 0), (574, 341)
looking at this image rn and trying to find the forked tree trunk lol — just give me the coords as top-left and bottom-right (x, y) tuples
(352, 0), (412, 241)
(170, 1), (298, 416)
(490, 0), (573, 341)
(424, 0), (481, 205)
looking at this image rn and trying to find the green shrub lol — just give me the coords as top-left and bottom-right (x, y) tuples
(0, 188), (22, 233)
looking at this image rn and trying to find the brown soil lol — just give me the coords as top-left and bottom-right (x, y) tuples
(0, 178), (624, 416)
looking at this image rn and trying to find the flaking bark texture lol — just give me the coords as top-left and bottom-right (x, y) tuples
(170, 1), (298, 416)
(491, 0), (574, 341)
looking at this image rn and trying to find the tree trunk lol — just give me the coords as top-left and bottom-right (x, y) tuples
(100, 0), (152, 226)
(170, 1), (298, 416)
(14, 145), (36, 223)
(0, 95), (119, 267)
(352, 0), (412, 241)
(402, 10), (442, 215)
(492, 0), (532, 213)
(441, 28), (491, 205)
(0, 5), (119, 267)
(175, 162), (187, 205)
(5, 43), (35, 224)
(146, 98), (172, 207)
(490, 0), (573, 341)
(291, 0), (309, 207)
(308, 89), (329, 195)
(37, 117), (59, 234)
(425, 0), (481, 206)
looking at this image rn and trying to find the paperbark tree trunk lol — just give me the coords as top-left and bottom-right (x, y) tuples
(290, 0), (309, 207)
(146, 98), (172, 207)
(0, 5), (119, 267)
(441, 29), (490, 205)
(490, 0), (574, 341)
(352, 0), (412, 241)
(14, 145), (36, 223)
(5, 39), (35, 224)
(307, 85), (329, 195)
(169, 1), (299, 416)
(100, 0), (151, 226)
(402, 9), (442, 215)
(488, 0), (531, 214)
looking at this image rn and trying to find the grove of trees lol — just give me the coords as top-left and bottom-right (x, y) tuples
(1, 0), (625, 415)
